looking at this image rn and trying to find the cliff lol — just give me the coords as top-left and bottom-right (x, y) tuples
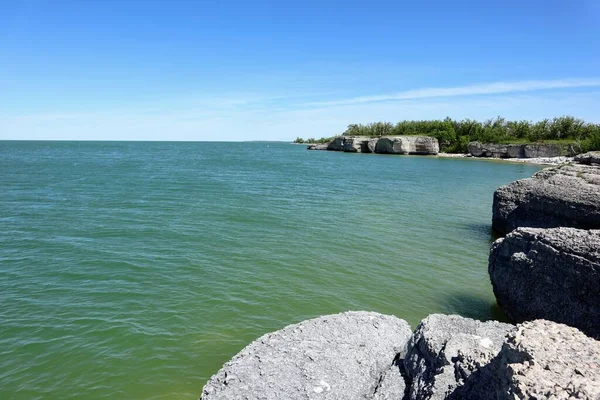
(467, 141), (576, 158)
(308, 136), (439, 155)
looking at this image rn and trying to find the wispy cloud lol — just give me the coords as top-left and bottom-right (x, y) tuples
(304, 78), (600, 107)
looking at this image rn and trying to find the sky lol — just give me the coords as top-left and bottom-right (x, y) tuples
(1, 0), (600, 141)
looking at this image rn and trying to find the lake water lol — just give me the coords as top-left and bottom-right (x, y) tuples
(0, 141), (541, 399)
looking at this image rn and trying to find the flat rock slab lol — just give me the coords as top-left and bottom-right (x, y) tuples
(454, 320), (600, 399)
(489, 227), (600, 339)
(492, 163), (600, 234)
(201, 311), (412, 400)
(403, 314), (513, 400)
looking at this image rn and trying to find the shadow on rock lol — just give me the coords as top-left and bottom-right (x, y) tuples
(438, 292), (512, 324)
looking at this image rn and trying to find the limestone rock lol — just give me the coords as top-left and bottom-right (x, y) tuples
(454, 320), (600, 399)
(201, 311), (412, 400)
(326, 137), (345, 151)
(468, 142), (520, 158)
(575, 151), (600, 165)
(307, 143), (328, 150)
(468, 141), (571, 158)
(489, 227), (600, 339)
(372, 360), (406, 400)
(374, 137), (439, 155)
(342, 136), (370, 153)
(523, 143), (564, 158)
(492, 163), (600, 234)
(365, 138), (379, 153)
(403, 314), (513, 400)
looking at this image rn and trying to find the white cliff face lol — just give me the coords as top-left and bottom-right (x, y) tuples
(375, 137), (440, 155)
(315, 136), (440, 155)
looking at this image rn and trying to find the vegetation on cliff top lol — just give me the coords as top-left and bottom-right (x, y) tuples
(294, 116), (600, 153)
(294, 137), (331, 144)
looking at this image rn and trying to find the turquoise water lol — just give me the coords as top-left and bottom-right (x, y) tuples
(0, 141), (541, 399)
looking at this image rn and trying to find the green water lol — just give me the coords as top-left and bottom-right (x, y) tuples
(0, 141), (541, 399)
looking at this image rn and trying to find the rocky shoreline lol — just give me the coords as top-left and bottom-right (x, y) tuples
(307, 136), (581, 165)
(200, 152), (600, 399)
(437, 152), (573, 165)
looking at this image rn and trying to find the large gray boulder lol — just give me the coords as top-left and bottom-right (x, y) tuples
(201, 311), (412, 400)
(403, 314), (513, 400)
(492, 163), (600, 234)
(453, 319), (600, 399)
(489, 227), (600, 339)
(374, 137), (439, 155)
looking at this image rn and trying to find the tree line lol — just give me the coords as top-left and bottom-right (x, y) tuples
(295, 116), (600, 153)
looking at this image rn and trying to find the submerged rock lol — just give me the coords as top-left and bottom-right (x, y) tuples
(453, 320), (600, 399)
(200, 311), (412, 400)
(492, 163), (600, 234)
(403, 314), (513, 400)
(489, 227), (600, 339)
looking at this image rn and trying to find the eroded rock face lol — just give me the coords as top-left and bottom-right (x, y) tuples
(342, 136), (370, 152)
(307, 143), (328, 150)
(492, 163), (600, 234)
(326, 137), (345, 151)
(313, 136), (440, 155)
(375, 137), (439, 155)
(468, 141), (571, 158)
(575, 151), (600, 165)
(468, 142), (520, 158)
(453, 320), (600, 399)
(403, 314), (513, 400)
(200, 311), (412, 400)
(489, 227), (600, 339)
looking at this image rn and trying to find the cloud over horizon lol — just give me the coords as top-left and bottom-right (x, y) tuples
(2, 78), (600, 141)
(303, 78), (600, 107)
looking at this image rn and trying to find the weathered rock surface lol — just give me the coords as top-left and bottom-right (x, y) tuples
(468, 141), (572, 158)
(403, 314), (513, 400)
(326, 136), (345, 151)
(492, 163), (600, 234)
(365, 138), (379, 153)
(468, 142), (524, 158)
(307, 136), (439, 155)
(201, 311), (412, 400)
(453, 319), (600, 399)
(575, 151), (600, 165)
(307, 143), (328, 150)
(489, 227), (600, 339)
(374, 136), (440, 155)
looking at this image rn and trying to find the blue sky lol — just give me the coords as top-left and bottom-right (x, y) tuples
(1, 0), (600, 141)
